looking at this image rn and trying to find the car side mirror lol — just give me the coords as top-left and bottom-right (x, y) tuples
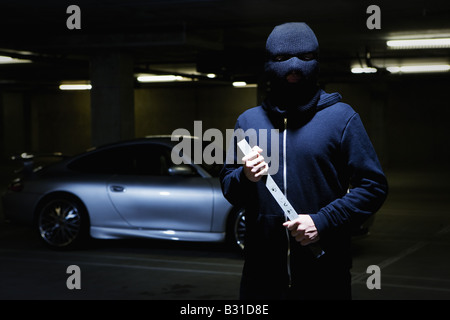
(168, 164), (196, 176)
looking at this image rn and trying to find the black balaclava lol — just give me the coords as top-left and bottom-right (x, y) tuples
(263, 22), (321, 123)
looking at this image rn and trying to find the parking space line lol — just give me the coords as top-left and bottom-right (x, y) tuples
(0, 255), (242, 277)
(380, 282), (450, 293)
(352, 224), (450, 285)
(0, 248), (243, 269)
(351, 241), (427, 285)
(353, 281), (450, 294)
(68, 252), (244, 269)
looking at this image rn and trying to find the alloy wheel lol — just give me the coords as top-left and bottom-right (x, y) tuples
(38, 198), (82, 248)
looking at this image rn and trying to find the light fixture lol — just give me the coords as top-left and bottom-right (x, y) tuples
(137, 74), (192, 83)
(0, 55), (31, 64)
(351, 67), (377, 74)
(0, 56), (13, 63)
(386, 64), (450, 73)
(206, 73), (216, 79)
(59, 82), (92, 90)
(59, 84), (92, 90)
(232, 81), (247, 87)
(232, 82), (257, 88)
(387, 38), (450, 49)
(233, 81), (258, 88)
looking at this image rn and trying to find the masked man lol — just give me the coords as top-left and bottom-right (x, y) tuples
(220, 22), (388, 300)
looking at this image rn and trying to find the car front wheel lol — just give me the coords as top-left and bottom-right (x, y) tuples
(37, 195), (88, 249)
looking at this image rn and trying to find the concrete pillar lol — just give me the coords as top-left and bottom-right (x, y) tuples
(90, 52), (134, 147)
(0, 92), (28, 159)
(369, 83), (388, 167)
(23, 92), (32, 152)
(0, 92), (4, 161)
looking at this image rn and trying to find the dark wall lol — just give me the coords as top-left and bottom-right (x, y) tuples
(325, 75), (450, 170)
(1, 74), (449, 171)
(386, 78), (450, 170)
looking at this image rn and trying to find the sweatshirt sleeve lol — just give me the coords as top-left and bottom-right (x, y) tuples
(310, 113), (388, 237)
(219, 121), (254, 208)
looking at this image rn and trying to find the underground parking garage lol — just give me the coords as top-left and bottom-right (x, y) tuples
(0, 0), (450, 304)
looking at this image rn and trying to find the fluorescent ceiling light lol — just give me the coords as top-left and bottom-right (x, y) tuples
(387, 38), (450, 49)
(232, 81), (257, 88)
(233, 81), (258, 88)
(59, 84), (92, 90)
(386, 64), (450, 73)
(351, 67), (377, 74)
(137, 74), (192, 83)
(232, 82), (258, 88)
(232, 81), (247, 87)
(0, 56), (13, 63)
(0, 55), (31, 64)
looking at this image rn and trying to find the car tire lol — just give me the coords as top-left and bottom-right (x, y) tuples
(36, 194), (89, 249)
(227, 207), (246, 251)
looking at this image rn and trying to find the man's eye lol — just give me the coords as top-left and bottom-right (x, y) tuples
(273, 53), (316, 62)
(273, 55), (290, 62)
(300, 52), (315, 61)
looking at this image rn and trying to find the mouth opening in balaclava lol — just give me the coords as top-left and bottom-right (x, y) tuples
(264, 22), (320, 111)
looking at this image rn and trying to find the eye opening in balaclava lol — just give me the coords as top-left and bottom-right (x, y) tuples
(271, 52), (318, 63)
(264, 22), (320, 111)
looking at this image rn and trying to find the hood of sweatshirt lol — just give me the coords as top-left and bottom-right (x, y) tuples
(262, 89), (342, 129)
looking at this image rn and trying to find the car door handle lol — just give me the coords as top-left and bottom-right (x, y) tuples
(110, 185), (125, 192)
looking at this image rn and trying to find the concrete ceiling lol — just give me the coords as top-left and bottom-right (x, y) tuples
(0, 0), (449, 88)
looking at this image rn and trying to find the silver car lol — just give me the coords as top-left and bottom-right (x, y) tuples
(1, 137), (246, 250)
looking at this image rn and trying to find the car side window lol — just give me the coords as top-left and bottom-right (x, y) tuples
(132, 144), (173, 176)
(68, 143), (176, 176)
(68, 148), (124, 174)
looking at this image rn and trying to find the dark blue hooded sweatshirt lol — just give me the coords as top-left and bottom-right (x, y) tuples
(220, 89), (388, 299)
(221, 22), (388, 299)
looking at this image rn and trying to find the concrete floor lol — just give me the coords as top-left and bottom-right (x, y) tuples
(1, 165), (450, 301)
(351, 170), (450, 299)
